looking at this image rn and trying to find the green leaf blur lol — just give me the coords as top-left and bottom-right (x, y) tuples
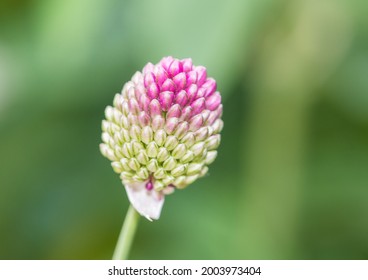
(0, 0), (367, 259)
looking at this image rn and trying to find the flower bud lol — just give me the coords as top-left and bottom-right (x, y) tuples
(111, 161), (123, 173)
(141, 126), (153, 144)
(171, 164), (187, 177)
(172, 144), (187, 159)
(136, 150), (149, 165)
(154, 168), (166, 179)
(175, 90), (188, 107)
(206, 134), (221, 150)
(120, 158), (131, 171)
(159, 91), (174, 111)
(100, 56), (223, 220)
(174, 121), (189, 139)
(191, 142), (205, 156)
(205, 151), (218, 165)
(189, 114), (204, 131)
(167, 104), (181, 119)
(164, 135), (179, 151)
(187, 163), (203, 176)
(151, 115), (165, 131)
(128, 158), (140, 171)
(180, 150), (194, 164)
(163, 156), (177, 171)
(154, 129), (167, 146)
(153, 180), (165, 191)
(147, 159), (158, 172)
(157, 147), (170, 162)
(121, 143), (133, 158)
(165, 117), (179, 134)
(149, 99), (162, 117)
(181, 132), (195, 148)
(129, 125), (141, 141)
(131, 140), (144, 155)
(137, 167), (149, 180)
(173, 72), (186, 90)
(146, 142), (159, 158)
(161, 79), (176, 92)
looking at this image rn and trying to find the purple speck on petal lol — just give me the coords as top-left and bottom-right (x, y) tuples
(145, 181), (153, 190)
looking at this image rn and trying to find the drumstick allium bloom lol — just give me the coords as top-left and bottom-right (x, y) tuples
(100, 56), (223, 221)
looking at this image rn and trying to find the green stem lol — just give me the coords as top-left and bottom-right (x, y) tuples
(112, 205), (140, 260)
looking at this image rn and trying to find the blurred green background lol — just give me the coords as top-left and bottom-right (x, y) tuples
(1, 0), (367, 259)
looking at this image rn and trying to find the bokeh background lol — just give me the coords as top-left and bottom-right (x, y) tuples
(1, 0), (368, 259)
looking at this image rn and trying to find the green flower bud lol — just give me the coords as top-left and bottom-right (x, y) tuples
(154, 129), (167, 146)
(118, 157), (129, 169)
(154, 168), (166, 179)
(121, 143), (133, 158)
(146, 159), (159, 172)
(172, 143), (187, 159)
(180, 150), (195, 164)
(187, 163), (203, 176)
(164, 135), (179, 151)
(141, 126), (153, 144)
(163, 156), (177, 171)
(128, 158), (140, 171)
(157, 147), (170, 162)
(146, 142), (159, 158)
(136, 150), (149, 165)
(111, 161), (123, 174)
(171, 164), (187, 177)
(129, 125), (141, 141)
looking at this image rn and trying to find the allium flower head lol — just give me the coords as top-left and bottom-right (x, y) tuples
(100, 56), (223, 220)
